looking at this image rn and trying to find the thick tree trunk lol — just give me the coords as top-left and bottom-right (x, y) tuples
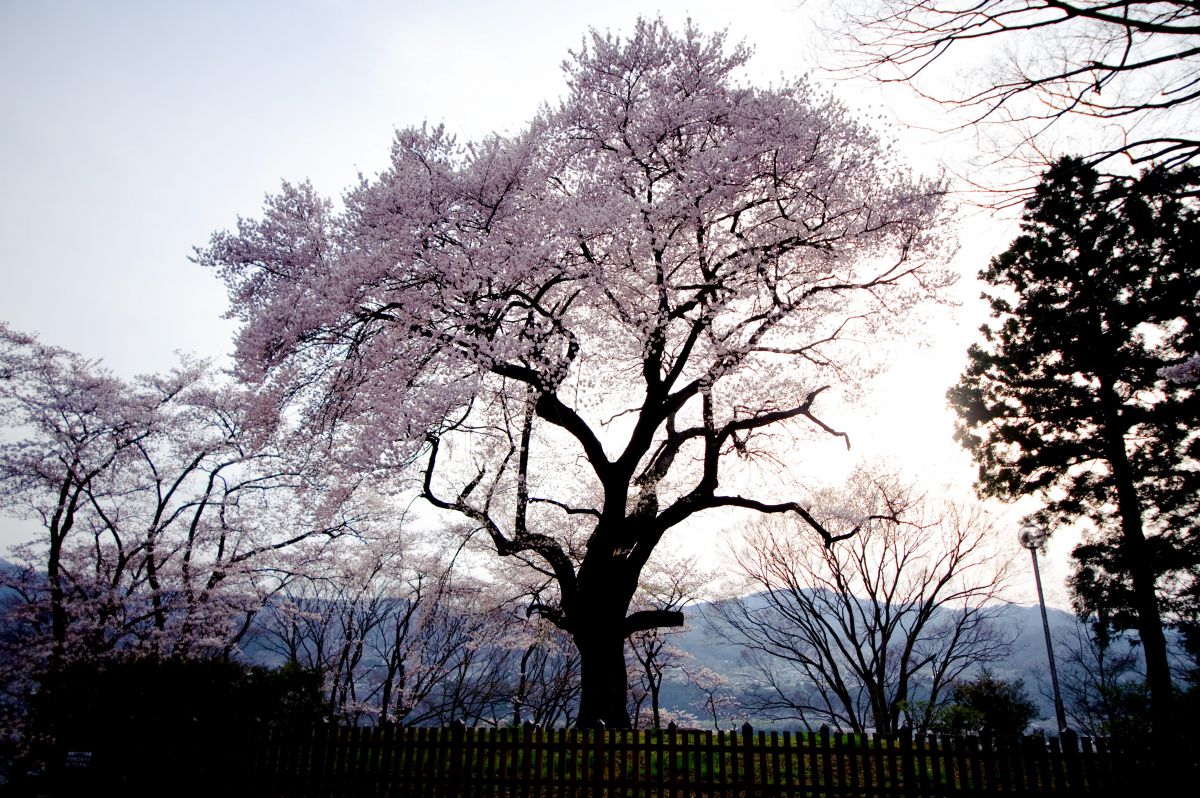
(1127, 552), (1173, 730)
(1111, 476), (1177, 789)
(1114, 502), (1174, 733)
(575, 629), (632, 729)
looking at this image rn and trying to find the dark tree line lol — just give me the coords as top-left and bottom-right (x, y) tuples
(949, 157), (1200, 736)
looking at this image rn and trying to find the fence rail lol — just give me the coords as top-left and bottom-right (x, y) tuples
(67, 722), (1164, 797)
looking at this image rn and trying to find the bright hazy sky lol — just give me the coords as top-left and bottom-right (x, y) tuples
(0, 1), (1075, 605)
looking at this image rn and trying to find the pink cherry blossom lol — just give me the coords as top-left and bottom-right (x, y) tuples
(199, 18), (951, 728)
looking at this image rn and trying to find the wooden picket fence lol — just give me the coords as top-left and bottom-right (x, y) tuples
(229, 723), (1164, 797)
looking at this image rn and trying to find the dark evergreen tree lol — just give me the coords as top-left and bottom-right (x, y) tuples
(934, 672), (1040, 738)
(948, 157), (1200, 736)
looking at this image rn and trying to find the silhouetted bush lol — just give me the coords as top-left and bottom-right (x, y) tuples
(933, 672), (1040, 738)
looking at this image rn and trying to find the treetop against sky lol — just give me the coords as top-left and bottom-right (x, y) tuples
(193, 16), (963, 727)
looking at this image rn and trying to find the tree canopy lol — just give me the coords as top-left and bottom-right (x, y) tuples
(198, 18), (950, 727)
(948, 157), (1200, 734)
(0, 325), (362, 668)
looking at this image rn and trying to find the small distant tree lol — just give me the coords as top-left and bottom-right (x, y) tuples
(714, 471), (1012, 735)
(508, 616), (581, 729)
(684, 666), (738, 731)
(933, 672), (1039, 738)
(627, 556), (710, 729)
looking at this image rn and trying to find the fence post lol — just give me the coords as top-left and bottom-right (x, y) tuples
(666, 722), (679, 798)
(965, 734), (983, 795)
(843, 730), (862, 794)
(519, 722), (534, 798)
(1048, 734), (1066, 794)
(448, 720), (465, 798)
(979, 731), (995, 793)
(341, 726), (362, 789)
(312, 724), (333, 796)
(1060, 728), (1081, 795)
(914, 733), (932, 796)
(740, 722), (754, 793)
(592, 725), (606, 795)
(819, 725), (834, 794)
(783, 731), (797, 794)
(899, 725), (915, 795)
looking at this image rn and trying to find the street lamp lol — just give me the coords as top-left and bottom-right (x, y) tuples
(1019, 523), (1068, 735)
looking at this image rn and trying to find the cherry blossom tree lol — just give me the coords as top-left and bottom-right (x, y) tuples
(197, 19), (949, 727)
(1, 324), (152, 666)
(0, 324), (362, 675)
(257, 531), (514, 726)
(683, 666), (739, 730)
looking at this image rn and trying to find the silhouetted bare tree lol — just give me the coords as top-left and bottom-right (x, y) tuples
(840, 1), (1200, 184)
(713, 471), (1012, 734)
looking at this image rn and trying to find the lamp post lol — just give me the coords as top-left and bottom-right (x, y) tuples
(1019, 523), (1068, 735)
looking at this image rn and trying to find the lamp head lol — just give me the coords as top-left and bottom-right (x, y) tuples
(1019, 523), (1048, 550)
